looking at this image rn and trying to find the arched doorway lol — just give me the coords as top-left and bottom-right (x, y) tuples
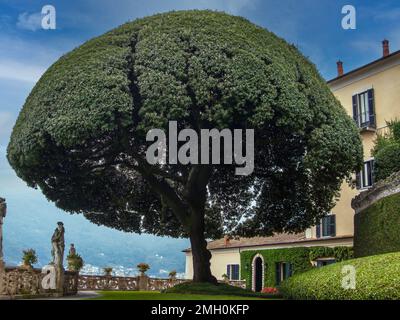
(251, 254), (264, 292)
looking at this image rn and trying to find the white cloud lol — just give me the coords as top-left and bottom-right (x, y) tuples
(0, 60), (45, 83)
(16, 12), (42, 31)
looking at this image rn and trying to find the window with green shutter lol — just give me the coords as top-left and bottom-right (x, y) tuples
(226, 264), (240, 280)
(356, 159), (375, 189)
(275, 262), (293, 285)
(352, 89), (376, 129)
(316, 214), (336, 238)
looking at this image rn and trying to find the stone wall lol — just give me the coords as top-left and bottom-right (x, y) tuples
(0, 267), (78, 299)
(78, 274), (186, 291)
(352, 171), (400, 257)
(78, 274), (246, 291)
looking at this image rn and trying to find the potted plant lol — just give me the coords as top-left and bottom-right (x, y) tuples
(137, 263), (150, 275)
(169, 270), (177, 280)
(221, 273), (229, 283)
(103, 267), (113, 276)
(22, 249), (38, 269)
(67, 253), (84, 272)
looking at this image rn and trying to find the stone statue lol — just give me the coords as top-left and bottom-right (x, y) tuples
(51, 222), (65, 267)
(0, 197), (6, 263)
(68, 243), (76, 256)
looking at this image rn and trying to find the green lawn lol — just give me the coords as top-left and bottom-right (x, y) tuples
(89, 291), (267, 300)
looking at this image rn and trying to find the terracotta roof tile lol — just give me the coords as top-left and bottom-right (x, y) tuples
(183, 233), (306, 252)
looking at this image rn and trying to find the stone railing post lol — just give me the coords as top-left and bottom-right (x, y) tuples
(138, 274), (149, 291)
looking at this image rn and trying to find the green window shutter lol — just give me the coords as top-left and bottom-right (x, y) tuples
(232, 265), (239, 280)
(368, 89), (375, 127)
(329, 215), (336, 237)
(275, 263), (281, 285)
(352, 95), (359, 126)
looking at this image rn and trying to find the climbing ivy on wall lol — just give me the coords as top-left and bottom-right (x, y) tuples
(309, 246), (353, 262)
(240, 246), (353, 288)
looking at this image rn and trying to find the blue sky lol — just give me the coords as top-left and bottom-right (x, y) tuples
(0, 0), (399, 273)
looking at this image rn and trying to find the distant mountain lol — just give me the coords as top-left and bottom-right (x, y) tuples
(0, 149), (189, 278)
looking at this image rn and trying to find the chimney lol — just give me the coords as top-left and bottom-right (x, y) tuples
(224, 235), (230, 246)
(337, 60), (344, 77)
(383, 39), (390, 57)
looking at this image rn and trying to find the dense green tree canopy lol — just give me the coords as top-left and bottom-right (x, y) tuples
(372, 120), (400, 181)
(8, 10), (362, 240)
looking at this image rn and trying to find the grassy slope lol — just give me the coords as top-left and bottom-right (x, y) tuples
(280, 251), (400, 300)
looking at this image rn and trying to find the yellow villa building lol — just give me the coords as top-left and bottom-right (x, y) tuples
(184, 40), (400, 291)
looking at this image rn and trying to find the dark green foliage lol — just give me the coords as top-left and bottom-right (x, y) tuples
(280, 252), (400, 300)
(308, 246), (353, 262)
(374, 143), (400, 181)
(7, 10), (362, 239)
(137, 262), (150, 273)
(354, 192), (400, 257)
(240, 246), (353, 288)
(67, 253), (84, 271)
(22, 248), (38, 266)
(373, 120), (400, 181)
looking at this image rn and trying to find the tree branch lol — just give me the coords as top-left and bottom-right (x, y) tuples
(127, 163), (191, 228)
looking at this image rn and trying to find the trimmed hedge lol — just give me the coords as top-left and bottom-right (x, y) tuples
(280, 252), (400, 300)
(240, 246), (353, 288)
(354, 192), (400, 257)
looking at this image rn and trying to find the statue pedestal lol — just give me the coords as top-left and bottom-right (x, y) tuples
(56, 266), (64, 296)
(138, 274), (149, 291)
(41, 264), (64, 296)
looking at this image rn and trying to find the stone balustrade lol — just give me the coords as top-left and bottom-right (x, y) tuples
(78, 274), (139, 291)
(1, 267), (247, 298)
(77, 274), (246, 291)
(78, 274), (187, 291)
(0, 266), (78, 298)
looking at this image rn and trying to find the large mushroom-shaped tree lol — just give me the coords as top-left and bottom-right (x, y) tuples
(7, 11), (362, 284)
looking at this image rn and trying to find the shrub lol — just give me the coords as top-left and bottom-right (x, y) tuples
(221, 274), (229, 282)
(103, 267), (113, 276)
(374, 143), (400, 182)
(22, 249), (38, 267)
(67, 253), (84, 271)
(280, 252), (400, 300)
(137, 263), (150, 274)
(373, 120), (400, 181)
(261, 287), (279, 294)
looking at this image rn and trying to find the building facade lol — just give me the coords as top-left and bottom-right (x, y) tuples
(184, 40), (400, 291)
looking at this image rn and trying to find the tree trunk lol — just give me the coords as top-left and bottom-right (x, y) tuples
(189, 212), (218, 285)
